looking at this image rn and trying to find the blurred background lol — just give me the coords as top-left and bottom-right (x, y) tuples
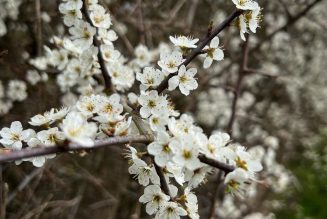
(0, 0), (326, 218)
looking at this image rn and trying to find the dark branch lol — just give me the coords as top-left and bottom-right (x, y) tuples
(156, 9), (243, 93)
(198, 154), (235, 173)
(153, 161), (171, 197)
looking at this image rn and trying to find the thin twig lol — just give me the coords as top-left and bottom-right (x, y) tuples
(208, 36), (249, 219)
(153, 161), (171, 197)
(156, 9), (243, 93)
(35, 0), (42, 56)
(6, 168), (43, 204)
(0, 135), (152, 164)
(137, 0), (146, 45)
(227, 37), (249, 136)
(198, 155), (235, 173)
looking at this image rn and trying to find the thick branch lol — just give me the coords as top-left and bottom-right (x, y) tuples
(156, 9), (243, 93)
(0, 135), (152, 164)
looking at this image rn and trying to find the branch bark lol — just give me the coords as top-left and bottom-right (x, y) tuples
(0, 135), (152, 164)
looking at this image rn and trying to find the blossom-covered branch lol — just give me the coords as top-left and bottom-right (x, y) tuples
(0, 135), (151, 163)
(156, 9), (243, 93)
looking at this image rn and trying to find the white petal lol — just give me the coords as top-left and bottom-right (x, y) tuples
(179, 84), (190, 96)
(11, 121), (23, 133)
(210, 37), (219, 48)
(213, 49), (224, 61)
(168, 76), (179, 91)
(185, 78), (198, 90)
(203, 57), (213, 69)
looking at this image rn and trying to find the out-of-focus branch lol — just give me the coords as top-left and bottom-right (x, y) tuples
(208, 37), (249, 219)
(35, 0), (42, 56)
(227, 37), (249, 136)
(137, 0), (146, 45)
(208, 171), (225, 219)
(157, 9), (243, 93)
(0, 135), (152, 164)
(186, 0), (199, 32)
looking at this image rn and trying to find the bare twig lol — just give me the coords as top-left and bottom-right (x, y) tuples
(35, 0), (42, 56)
(208, 36), (249, 219)
(208, 171), (225, 219)
(7, 168), (44, 204)
(153, 161), (171, 197)
(227, 37), (249, 136)
(137, 0), (146, 45)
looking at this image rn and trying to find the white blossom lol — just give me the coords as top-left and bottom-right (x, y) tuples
(136, 67), (164, 89)
(138, 90), (168, 118)
(168, 65), (198, 95)
(128, 158), (160, 186)
(148, 131), (173, 167)
(139, 185), (170, 215)
(155, 201), (187, 219)
(61, 111), (97, 147)
(158, 50), (185, 74)
(202, 37), (224, 68)
(0, 121), (35, 150)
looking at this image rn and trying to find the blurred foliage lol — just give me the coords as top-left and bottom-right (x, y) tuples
(276, 133), (327, 219)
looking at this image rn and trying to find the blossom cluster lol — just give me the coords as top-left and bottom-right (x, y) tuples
(127, 115), (263, 218)
(0, 0), (270, 218)
(0, 80), (27, 116)
(0, 91), (130, 166)
(0, 0), (22, 37)
(233, 0), (262, 40)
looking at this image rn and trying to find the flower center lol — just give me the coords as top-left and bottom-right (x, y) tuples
(163, 144), (170, 153)
(228, 180), (240, 190)
(167, 61), (176, 68)
(86, 103), (95, 112)
(146, 78), (154, 85)
(48, 134), (58, 143)
(10, 133), (20, 141)
(235, 156), (248, 170)
(152, 117), (159, 124)
(148, 100), (156, 108)
(179, 75), (188, 83)
(153, 195), (161, 203)
(207, 48), (215, 58)
(104, 104), (113, 113)
(183, 150), (192, 160)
